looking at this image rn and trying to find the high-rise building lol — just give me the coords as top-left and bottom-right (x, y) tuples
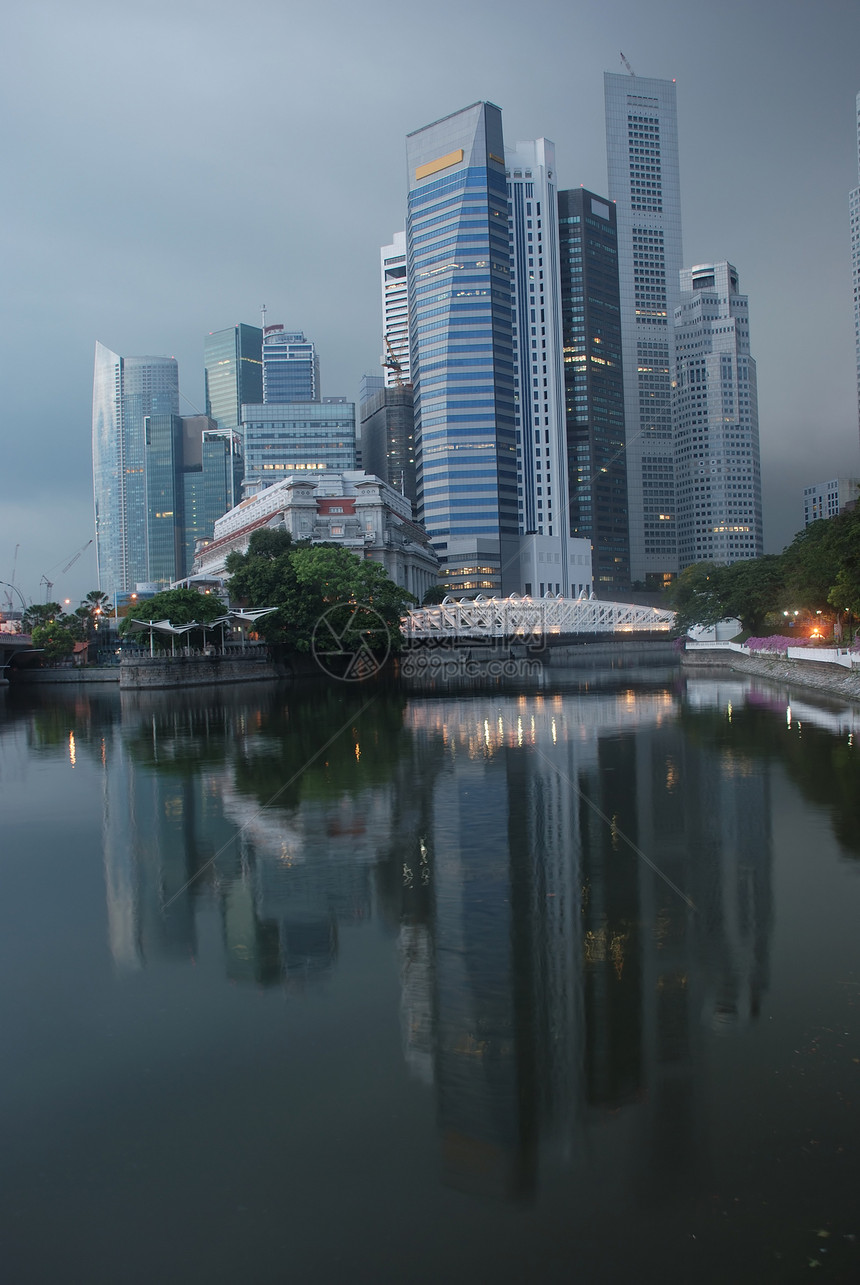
(802, 477), (860, 526)
(359, 384), (417, 508)
(605, 72), (683, 588)
(143, 412), (239, 588)
(381, 232), (411, 386)
(203, 324), (263, 436)
(673, 262), (763, 566)
(182, 420), (242, 575)
(558, 187), (630, 592)
(406, 101), (519, 596)
(92, 343), (180, 597)
(507, 138), (583, 598)
(262, 327), (320, 403)
(240, 402), (355, 493)
(850, 91), (860, 439)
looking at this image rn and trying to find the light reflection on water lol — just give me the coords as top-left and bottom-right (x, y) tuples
(1, 669), (859, 1284)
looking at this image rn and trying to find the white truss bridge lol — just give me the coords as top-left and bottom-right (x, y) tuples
(402, 595), (675, 642)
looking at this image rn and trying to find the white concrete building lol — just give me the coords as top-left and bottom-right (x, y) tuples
(381, 232), (410, 386)
(507, 138), (588, 598)
(605, 72), (684, 587)
(673, 262), (763, 567)
(803, 477), (860, 525)
(193, 470), (438, 601)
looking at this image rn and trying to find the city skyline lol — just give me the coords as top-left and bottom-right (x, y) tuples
(3, 0), (860, 603)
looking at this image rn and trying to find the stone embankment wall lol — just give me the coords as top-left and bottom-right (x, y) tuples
(682, 648), (860, 703)
(545, 639), (677, 663)
(119, 654), (282, 690)
(11, 666), (120, 685)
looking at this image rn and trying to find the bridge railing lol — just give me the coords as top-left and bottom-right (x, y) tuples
(403, 595), (675, 641)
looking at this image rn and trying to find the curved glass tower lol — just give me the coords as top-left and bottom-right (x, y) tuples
(92, 342), (179, 597)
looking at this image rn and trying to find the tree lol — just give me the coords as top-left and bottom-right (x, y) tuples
(226, 533), (414, 655)
(31, 621), (77, 664)
(422, 584), (447, 605)
(23, 602), (64, 633)
(226, 529), (319, 651)
(718, 555), (786, 634)
(119, 587), (225, 636)
(664, 563), (724, 634)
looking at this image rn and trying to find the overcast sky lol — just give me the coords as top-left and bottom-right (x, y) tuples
(3, 0), (860, 607)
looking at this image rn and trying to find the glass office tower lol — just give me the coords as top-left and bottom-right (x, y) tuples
(92, 343), (180, 597)
(406, 101), (519, 596)
(262, 327), (320, 403)
(558, 187), (630, 592)
(605, 72), (683, 588)
(204, 324), (263, 436)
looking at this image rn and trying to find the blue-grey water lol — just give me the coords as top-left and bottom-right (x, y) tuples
(1, 664), (858, 1284)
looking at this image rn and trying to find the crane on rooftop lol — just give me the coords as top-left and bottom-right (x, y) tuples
(381, 333), (405, 388)
(620, 51), (636, 76)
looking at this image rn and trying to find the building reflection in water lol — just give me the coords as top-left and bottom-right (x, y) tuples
(97, 678), (774, 1200)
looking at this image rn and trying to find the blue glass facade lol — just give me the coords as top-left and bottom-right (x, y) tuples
(262, 328), (320, 404)
(406, 103), (519, 595)
(92, 344), (179, 597)
(204, 324), (263, 435)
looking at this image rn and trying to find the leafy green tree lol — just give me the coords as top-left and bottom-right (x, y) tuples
(421, 584), (446, 605)
(664, 563), (724, 634)
(31, 621), (77, 663)
(226, 533), (413, 654)
(119, 587), (225, 636)
(718, 554), (786, 634)
(226, 529), (319, 651)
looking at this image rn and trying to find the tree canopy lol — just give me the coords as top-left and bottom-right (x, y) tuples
(666, 502), (860, 637)
(119, 587), (226, 635)
(226, 530), (414, 654)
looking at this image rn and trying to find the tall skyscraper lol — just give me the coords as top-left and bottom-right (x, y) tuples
(605, 72), (683, 588)
(406, 101), (519, 596)
(558, 187), (630, 592)
(381, 231), (411, 386)
(850, 90), (860, 439)
(92, 343), (179, 597)
(673, 262), (763, 566)
(203, 323), (263, 436)
(262, 327), (320, 403)
(507, 138), (579, 598)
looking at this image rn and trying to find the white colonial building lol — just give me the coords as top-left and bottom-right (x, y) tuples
(192, 471), (439, 601)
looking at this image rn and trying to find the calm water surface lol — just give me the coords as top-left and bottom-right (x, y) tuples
(1, 664), (858, 1283)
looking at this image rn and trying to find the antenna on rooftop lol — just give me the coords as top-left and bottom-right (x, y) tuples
(620, 51), (636, 76)
(261, 303), (267, 331)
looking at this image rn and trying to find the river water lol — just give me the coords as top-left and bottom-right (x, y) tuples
(1, 662), (858, 1284)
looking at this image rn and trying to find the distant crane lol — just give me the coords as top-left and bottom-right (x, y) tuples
(381, 333), (406, 388)
(620, 50), (636, 76)
(61, 539), (93, 576)
(37, 537), (95, 604)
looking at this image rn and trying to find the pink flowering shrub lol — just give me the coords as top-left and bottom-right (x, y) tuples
(746, 635), (807, 653)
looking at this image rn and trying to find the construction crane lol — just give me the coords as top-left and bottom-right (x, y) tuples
(61, 539), (93, 575)
(620, 50), (636, 76)
(381, 333), (406, 388)
(37, 538), (95, 604)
